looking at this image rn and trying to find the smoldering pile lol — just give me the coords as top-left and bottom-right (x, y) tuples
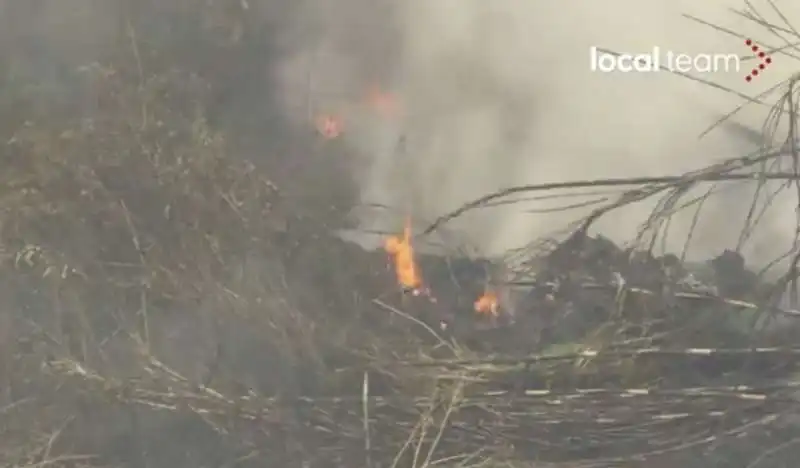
(166, 227), (800, 468)
(285, 231), (800, 467)
(26, 206), (800, 468)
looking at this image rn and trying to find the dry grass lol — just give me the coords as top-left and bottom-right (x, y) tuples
(4, 2), (800, 468)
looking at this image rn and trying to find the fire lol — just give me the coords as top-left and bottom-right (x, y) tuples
(474, 289), (499, 317)
(366, 86), (400, 118)
(315, 114), (343, 139)
(384, 217), (424, 293)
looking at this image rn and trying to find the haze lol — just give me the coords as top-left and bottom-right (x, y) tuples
(6, 0), (800, 267)
(276, 0), (800, 266)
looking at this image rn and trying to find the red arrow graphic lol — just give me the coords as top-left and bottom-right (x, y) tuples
(744, 39), (772, 82)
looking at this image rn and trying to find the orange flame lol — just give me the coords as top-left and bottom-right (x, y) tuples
(316, 114), (343, 139)
(384, 217), (423, 292)
(474, 289), (499, 317)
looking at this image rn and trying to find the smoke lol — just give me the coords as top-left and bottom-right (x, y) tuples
(270, 0), (800, 267)
(5, 0), (800, 266)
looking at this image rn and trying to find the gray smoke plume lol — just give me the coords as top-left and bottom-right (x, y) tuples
(6, 0), (800, 266)
(272, 0), (800, 268)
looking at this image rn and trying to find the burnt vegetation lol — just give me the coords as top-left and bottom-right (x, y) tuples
(4, 1), (800, 468)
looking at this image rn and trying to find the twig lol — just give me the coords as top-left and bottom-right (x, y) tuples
(745, 434), (800, 468)
(421, 168), (800, 236)
(372, 298), (457, 354)
(120, 200), (150, 349)
(125, 19), (147, 130)
(420, 383), (462, 468)
(363, 371), (372, 468)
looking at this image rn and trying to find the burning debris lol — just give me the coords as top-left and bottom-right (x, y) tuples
(315, 113), (344, 139)
(312, 85), (399, 140)
(6, 2), (800, 468)
(383, 217), (425, 294)
(473, 287), (499, 317)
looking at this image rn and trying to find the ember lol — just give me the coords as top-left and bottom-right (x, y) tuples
(315, 114), (343, 139)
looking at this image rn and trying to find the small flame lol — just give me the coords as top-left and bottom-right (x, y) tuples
(474, 289), (499, 317)
(316, 114), (343, 139)
(384, 217), (424, 292)
(366, 86), (400, 118)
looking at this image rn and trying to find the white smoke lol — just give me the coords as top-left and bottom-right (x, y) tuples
(274, 0), (800, 268)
